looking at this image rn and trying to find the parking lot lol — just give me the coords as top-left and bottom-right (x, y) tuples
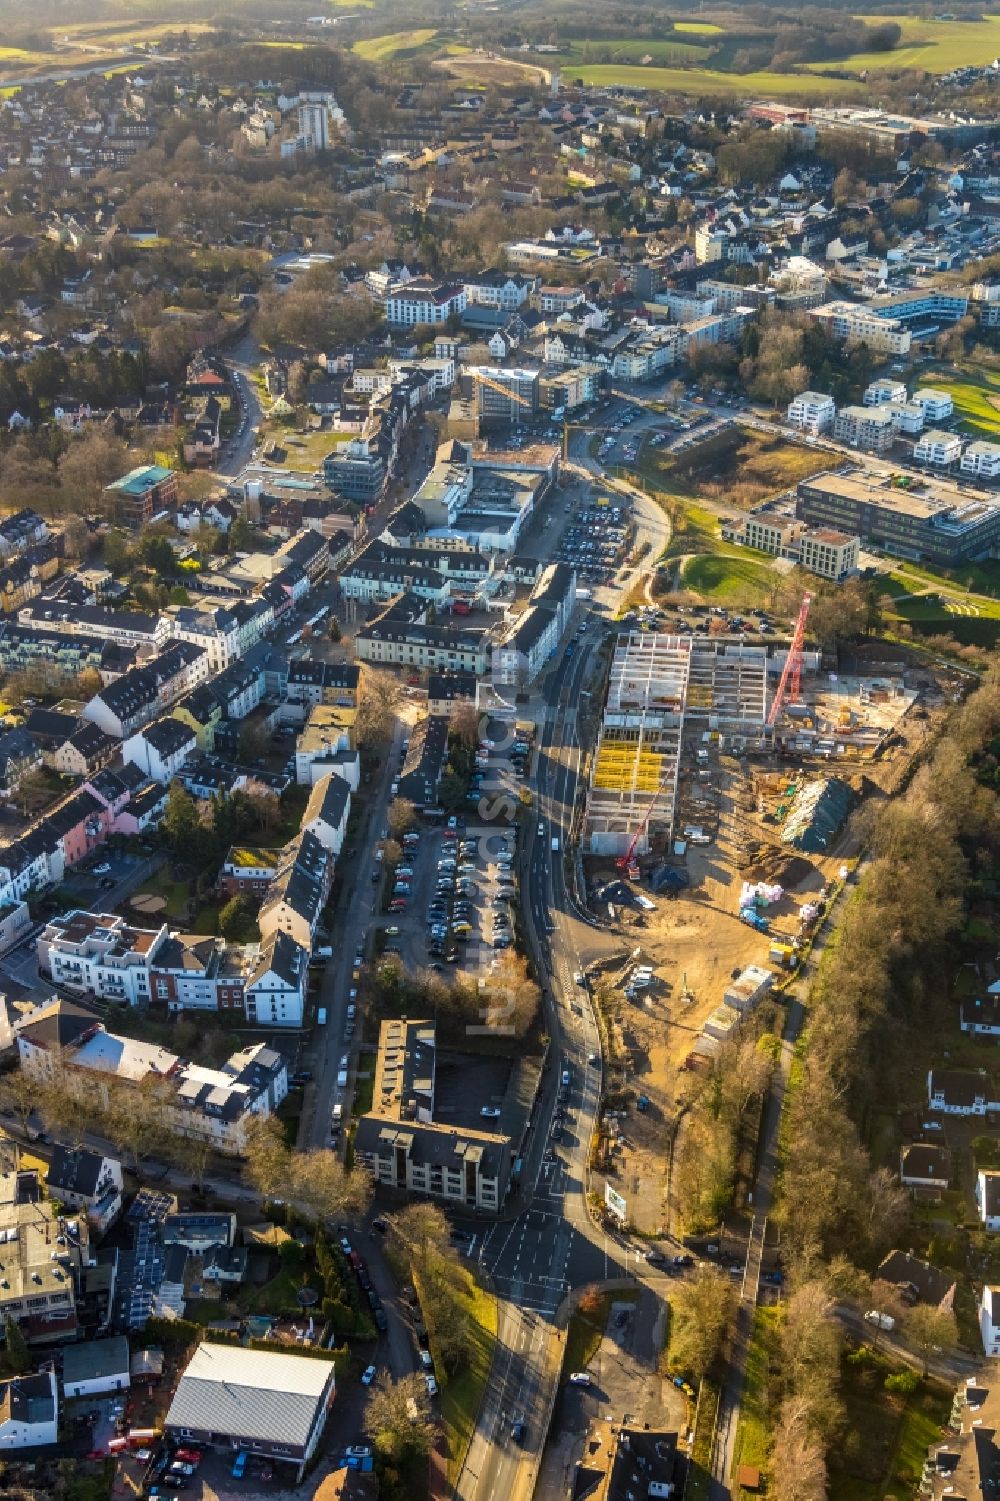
(555, 504), (630, 584)
(378, 720), (530, 979)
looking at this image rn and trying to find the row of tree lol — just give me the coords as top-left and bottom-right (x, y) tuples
(761, 670), (1000, 1497)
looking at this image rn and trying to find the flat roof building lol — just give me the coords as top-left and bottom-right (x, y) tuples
(798, 466), (1000, 565)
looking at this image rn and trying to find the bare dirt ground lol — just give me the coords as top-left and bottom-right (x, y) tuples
(584, 661), (957, 1235)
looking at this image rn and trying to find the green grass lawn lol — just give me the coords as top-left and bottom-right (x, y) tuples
(681, 552), (776, 605)
(270, 426), (353, 472)
(237, 1264), (320, 1315)
(561, 38), (711, 67)
(440, 1271), (497, 1482)
(354, 28), (439, 60)
(569, 62), (868, 96)
(916, 367), (1000, 438)
(732, 1306), (779, 1480)
(806, 11), (1000, 73)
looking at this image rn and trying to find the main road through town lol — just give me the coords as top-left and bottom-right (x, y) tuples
(454, 469), (672, 1501)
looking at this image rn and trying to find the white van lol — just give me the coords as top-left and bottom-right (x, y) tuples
(336, 1067), (348, 1089)
(332, 1103), (343, 1124)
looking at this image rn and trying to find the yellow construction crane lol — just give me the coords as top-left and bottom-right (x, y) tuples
(471, 369), (533, 423)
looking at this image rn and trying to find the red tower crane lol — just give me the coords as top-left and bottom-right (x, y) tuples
(766, 592), (812, 731)
(616, 788), (661, 880)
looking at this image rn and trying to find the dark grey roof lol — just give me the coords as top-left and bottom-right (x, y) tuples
(141, 717), (196, 755)
(47, 1144), (110, 1199)
(62, 1336), (130, 1386)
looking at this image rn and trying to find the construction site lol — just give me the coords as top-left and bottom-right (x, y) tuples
(584, 632), (769, 859)
(580, 600), (944, 1236)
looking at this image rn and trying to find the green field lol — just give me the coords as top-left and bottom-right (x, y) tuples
(807, 11), (1000, 73)
(732, 1306), (779, 1479)
(682, 551), (775, 605)
(440, 1273), (498, 1482)
(354, 28), (439, 60)
(561, 38), (711, 67)
(916, 368), (1000, 438)
(569, 61), (868, 96)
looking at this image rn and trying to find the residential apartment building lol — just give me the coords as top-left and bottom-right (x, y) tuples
(912, 388), (955, 422)
(0, 1167), (89, 1346)
(16, 998), (288, 1153)
(914, 429), (963, 467)
(833, 405), (895, 454)
(864, 379), (908, 407)
(355, 595), (489, 675)
(285, 661), (361, 715)
(37, 910), (169, 1007)
(786, 390), (835, 435)
(492, 562), (577, 687)
(961, 440), (1000, 479)
(123, 717), (198, 785)
(104, 465), (178, 530)
(385, 281), (467, 328)
(353, 1019), (511, 1214)
(809, 301), (911, 355)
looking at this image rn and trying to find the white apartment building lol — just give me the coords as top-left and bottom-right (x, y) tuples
(912, 388), (955, 422)
(809, 301), (911, 355)
(833, 405), (895, 454)
(786, 390), (835, 435)
(694, 224), (728, 264)
(297, 101), (330, 151)
(960, 440), (1000, 479)
(883, 402), (925, 435)
(864, 378), (908, 407)
(38, 910), (168, 1007)
(168, 606), (242, 672)
(385, 282), (467, 328)
(914, 429), (963, 467)
(462, 273), (534, 312)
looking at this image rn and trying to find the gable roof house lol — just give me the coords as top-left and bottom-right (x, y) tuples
(927, 1068), (994, 1116)
(0, 1370), (58, 1450)
(258, 831), (332, 950)
(46, 1145), (123, 1234)
(899, 1143), (950, 1192)
(876, 1249), (957, 1310)
(300, 773), (351, 857)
